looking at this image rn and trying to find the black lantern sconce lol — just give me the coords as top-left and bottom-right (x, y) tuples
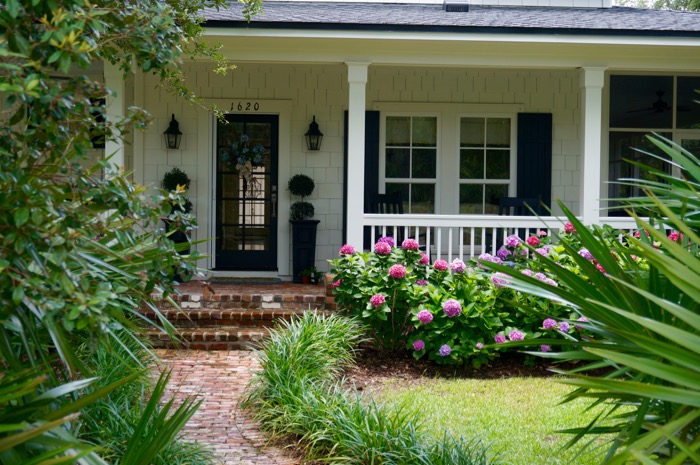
(305, 116), (323, 151)
(163, 114), (182, 150)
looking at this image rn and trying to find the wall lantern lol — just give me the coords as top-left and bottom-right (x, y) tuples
(304, 116), (323, 151)
(163, 114), (182, 150)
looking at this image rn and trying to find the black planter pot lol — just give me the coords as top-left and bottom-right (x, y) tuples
(164, 220), (191, 282)
(290, 219), (320, 283)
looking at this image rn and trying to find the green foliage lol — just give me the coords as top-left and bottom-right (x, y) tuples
(287, 174), (315, 199)
(162, 167), (192, 191)
(289, 201), (315, 221)
(481, 134), (700, 463)
(243, 312), (498, 465)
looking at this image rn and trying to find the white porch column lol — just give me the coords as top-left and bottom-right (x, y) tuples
(578, 67), (606, 225)
(346, 62), (369, 248)
(104, 61), (125, 170)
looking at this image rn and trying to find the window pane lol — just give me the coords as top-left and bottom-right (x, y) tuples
(459, 184), (483, 214)
(411, 184), (435, 213)
(486, 118), (510, 148)
(412, 117), (437, 147)
(386, 117), (410, 146)
(677, 77), (700, 130)
(485, 184), (509, 214)
(412, 149), (437, 178)
(386, 183), (409, 213)
(460, 149), (484, 179)
(609, 75), (673, 129)
(485, 149), (510, 179)
(460, 118), (485, 147)
(386, 148), (410, 178)
(682, 138), (700, 158)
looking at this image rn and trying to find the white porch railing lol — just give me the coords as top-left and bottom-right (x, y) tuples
(363, 214), (641, 262)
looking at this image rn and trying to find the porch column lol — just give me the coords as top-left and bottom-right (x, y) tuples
(578, 67), (606, 225)
(104, 61), (125, 171)
(346, 62), (369, 248)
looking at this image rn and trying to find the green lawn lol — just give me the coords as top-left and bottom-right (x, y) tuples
(377, 376), (613, 465)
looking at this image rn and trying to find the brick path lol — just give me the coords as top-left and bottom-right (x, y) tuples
(156, 349), (298, 465)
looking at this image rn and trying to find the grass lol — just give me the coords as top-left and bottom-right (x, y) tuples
(377, 376), (614, 465)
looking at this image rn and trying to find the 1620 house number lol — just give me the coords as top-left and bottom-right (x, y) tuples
(230, 101), (260, 112)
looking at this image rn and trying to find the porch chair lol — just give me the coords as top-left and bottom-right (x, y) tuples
(496, 196), (543, 250)
(364, 192), (406, 249)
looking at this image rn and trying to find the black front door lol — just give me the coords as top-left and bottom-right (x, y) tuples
(215, 114), (279, 270)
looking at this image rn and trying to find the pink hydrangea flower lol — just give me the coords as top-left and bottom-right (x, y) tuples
(564, 222), (577, 234)
(442, 299), (462, 318)
(475, 342), (484, 350)
(505, 235), (522, 248)
(594, 261), (606, 274)
(374, 241), (392, 255)
(415, 279), (428, 286)
(537, 230), (548, 237)
(413, 339), (425, 351)
(370, 294), (385, 307)
(540, 345), (551, 352)
(478, 253), (504, 267)
(402, 238), (420, 250)
(450, 259), (467, 273)
(634, 230), (650, 239)
(339, 244), (355, 255)
(494, 334), (507, 344)
(508, 330), (525, 341)
(378, 236), (395, 247)
(535, 246), (550, 257)
(389, 264), (406, 279)
(433, 259), (448, 271)
(417, 309), (434, 324)
(521, 269), (534, 276)
(543, 318), (558, 330)
(439, 344), (452, 357)
(332, 279), (341, 288)
(418, 253), (430, 265)
(575, 316), (588, 330)
(668, 232), (683, 243)
(491, 272), (511, 288)
(526, 236), (541, 247)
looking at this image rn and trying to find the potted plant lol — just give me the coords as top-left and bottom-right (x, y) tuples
(161, 168), (192, 271)
(288, 174), (320, 283)
(300, 267), (316, 285)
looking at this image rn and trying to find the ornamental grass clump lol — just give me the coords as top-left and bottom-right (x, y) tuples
(244, 312), (498, 464)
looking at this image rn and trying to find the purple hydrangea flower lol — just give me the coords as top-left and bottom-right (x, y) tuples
(575, 316), (588, 330)
(417, 309), (434, 324)
(535, 246), (550, 257)
(478, 253), (504, 267)
(509, 330), (525, 341)
(578, 248), (594, 260)
(339, 244), (355, 255)
(402, 238), (420, 250)
(439, 344), (452, 357)
(442, 299), (462, 318)
(433, 259), (448, 271)
(415, 279), (428, 286)
(374, 241), (392, 255)
(497, 247), (512, 261)
(559, 322), (570, 333)
(494, 334), (507, 344)
(413, 339), (425, 351)
(540, 345), (551, 352)
(521, 269), (535, 277)
(378, 236), (395, 247)
(370, 294), (385, 307)
(491, 272), (511, 288)
(450, 258), (467, 273)
(534, 272), (548, 281)
(505, 235), (522, 248)
(544, 278), (558, 287)
(418, 253), (430, 265)
(475, 342), (484, 350)
(389, 264), (406, 279)
(543, 318), (558, 330)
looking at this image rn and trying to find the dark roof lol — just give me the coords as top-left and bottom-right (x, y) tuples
(203, 2), (700, 37)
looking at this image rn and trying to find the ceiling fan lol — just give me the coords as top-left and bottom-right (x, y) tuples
(627, 91), (690, 114)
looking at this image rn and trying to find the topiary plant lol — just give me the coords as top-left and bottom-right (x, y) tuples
(290, 201), (315, 221)
(161, 167), (191, 192)
(288, 174), (315, 220)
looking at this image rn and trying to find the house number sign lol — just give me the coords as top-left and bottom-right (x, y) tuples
(230, 101), (260, 112)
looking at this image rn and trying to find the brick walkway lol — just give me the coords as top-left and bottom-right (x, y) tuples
(156, 349), (298, 465)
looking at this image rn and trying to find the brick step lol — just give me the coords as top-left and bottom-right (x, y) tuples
(153, 293), (328, 311)
(141, 308), (310, 328)
(146, 326), (270, 351)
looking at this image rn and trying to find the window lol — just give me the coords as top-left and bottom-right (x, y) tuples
(458, 117), (513, 214)
(383, 116), (437, 213)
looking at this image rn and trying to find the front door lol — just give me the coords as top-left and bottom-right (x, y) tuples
(215, 114), (279, 270)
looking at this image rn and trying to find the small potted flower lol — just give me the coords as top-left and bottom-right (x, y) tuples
(300, 266), (317, 285)
(288, 174), (320, 283)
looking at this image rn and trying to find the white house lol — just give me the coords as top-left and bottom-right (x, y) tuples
(103, 0), (700, 280)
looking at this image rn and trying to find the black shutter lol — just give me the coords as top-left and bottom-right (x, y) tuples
(342, 111), (380, 244)
(516, 113), (552, 209)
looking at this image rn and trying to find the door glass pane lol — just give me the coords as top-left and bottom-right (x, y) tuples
(485, 184), (509, 214)
(411, 184), (435, 213)
(386, 183), (409, 213)
(610, 75), (673, 129)
(677, 77), (700, 130)
(486, 118), (510, 148)
(459, 184), (483, 214)
(460, 149), (484, 179)
(412, 149), (437, 178)
(460, 118), (484, 146)
(412, 117), (437, 147)
(386, 148), (410, 178)
(386, 117), (410, 146)
(485, 149), (510, 179)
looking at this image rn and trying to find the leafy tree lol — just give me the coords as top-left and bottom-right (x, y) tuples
(615, 0), (700, 10)
(0, 0), (259, 463)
